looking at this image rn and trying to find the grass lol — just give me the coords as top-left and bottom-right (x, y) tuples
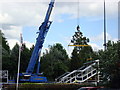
(3, 83), (94, 90)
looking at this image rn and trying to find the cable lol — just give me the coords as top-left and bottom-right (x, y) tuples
(77, 0), (80, 25)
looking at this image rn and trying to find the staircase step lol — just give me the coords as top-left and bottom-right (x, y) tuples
(55, 60), (100, 83)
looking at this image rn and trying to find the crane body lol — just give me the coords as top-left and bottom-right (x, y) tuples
(19, 0), (55, 83)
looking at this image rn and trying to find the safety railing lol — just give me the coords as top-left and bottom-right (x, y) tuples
(55, 60), (99, 83)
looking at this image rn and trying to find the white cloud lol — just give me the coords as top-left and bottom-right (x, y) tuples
(90, 32), (115, 42)
(24, 41), (34, 49)
(0, 0), (119, 3)
(89, 43), (103, 51)
(0, 13), (12, 23)
(0, 2), (47, 47)
(56, 18), (64, 23)
(112, 38), (118, 42)
(2, 26), (22, 39)
(64, 43), (103, 57)
(0, 0), (118, 51)
(64, 32), (118, 55)
(89, 3), (98, 10)
(65, 46), (74, 57)
(0, 2), (47, 26)
(7, 39), (20, 49)
(89, 32), (118, 51)
(7, 38), (34, 50)
(0, 0), (118, 28)
(63, 36), (102, 56)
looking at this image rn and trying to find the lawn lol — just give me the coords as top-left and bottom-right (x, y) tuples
(3, 83), (93, 90)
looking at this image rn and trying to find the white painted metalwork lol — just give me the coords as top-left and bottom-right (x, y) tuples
(55, 60), (99, 83)
(0, 70), (8, 83)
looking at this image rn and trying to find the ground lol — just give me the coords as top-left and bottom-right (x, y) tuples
(3, 83), (94, 90)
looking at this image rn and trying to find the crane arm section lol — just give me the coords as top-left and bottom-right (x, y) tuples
(26, 0), (55, 74)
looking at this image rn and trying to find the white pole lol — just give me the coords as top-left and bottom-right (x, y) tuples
(97, 60), (100, 83)
(7, 70), (8, 84)
(16, 34), (22, 90)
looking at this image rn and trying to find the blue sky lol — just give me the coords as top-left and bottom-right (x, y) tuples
(22, 11), (118, 55)
(0, 0), (118, 56)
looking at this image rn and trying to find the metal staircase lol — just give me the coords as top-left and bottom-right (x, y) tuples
(55, 60), (99, 83)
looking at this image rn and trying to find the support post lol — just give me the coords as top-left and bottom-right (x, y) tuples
(104, 0), (107, 50)
(16, 34), (22, 90)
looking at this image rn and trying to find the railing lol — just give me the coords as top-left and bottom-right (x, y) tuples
(0, 70), (8, 84)
(55, 60), (99, 83)
(55, 72), (70, 82)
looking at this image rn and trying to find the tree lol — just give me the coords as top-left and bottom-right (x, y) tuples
(98, 40), (120, 88)
(0, 30), (10, 53)
(70, 26), (89, 46)
(1, 31), (11, 74)
(29, 45), (34, 55)
(8, 43), (33, 78)
(1, 31), (36, 79)
(70, 26), (95, 71)
(41, 43), (69, 81)
(9, 43), (19, 77)
(20, 44), (31, 73)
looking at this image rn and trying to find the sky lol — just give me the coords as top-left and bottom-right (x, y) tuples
(0, 0), (119, 56)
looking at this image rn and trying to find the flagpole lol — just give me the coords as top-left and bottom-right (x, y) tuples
(16, 33), (22, 90)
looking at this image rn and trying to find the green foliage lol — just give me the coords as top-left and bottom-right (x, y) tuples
(70, 47), (82, 70)
(2, 34), (32, 77)
(20, 44), (31, 72)
(9, 43), (32, 76)
(2, 29), (120, 88)
(70, 27), (96, 71)
(9, 43), (19, 76)
(29, 45), (34, 55)
(98, 40), (120, 88)
(0, 30), (10, 53)
(41, 43), (69, 80)
(70, 25), (89, 46)
(1, 31), (34, 78)
(1, 30), (11, 72)
(5, 83), (92, 90)
(1, 31), (70, 81)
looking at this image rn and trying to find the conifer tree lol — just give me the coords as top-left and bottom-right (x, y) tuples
(70, 26), (94, 71)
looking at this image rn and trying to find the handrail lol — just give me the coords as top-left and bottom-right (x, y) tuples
(55, 60), (99, 83)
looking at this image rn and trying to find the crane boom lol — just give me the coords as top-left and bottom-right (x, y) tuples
(26, 0), (55, 74)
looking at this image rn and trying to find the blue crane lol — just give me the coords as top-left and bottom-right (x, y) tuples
(19, 0), (55, 83)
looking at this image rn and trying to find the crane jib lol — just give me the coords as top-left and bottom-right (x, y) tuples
(26, 0), (55, 74)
